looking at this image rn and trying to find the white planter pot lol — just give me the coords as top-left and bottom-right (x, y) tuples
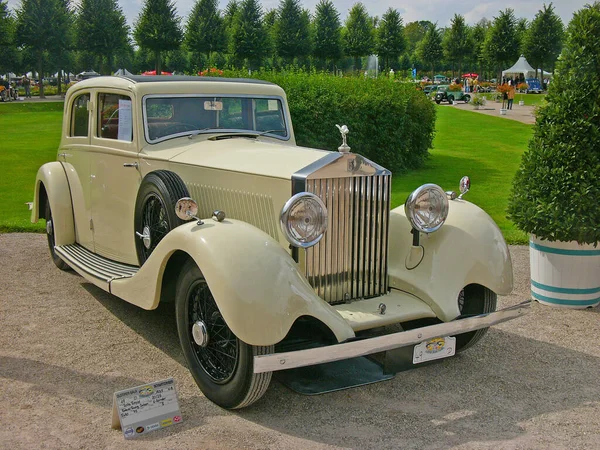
(500, 108), (507, 115)
(519, 100), (525, 106)
(529, 235), (600, 308)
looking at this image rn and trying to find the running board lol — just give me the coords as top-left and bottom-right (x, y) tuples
(55, 244), (139, 285)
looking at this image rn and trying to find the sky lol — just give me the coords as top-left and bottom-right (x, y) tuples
(6, 0), (590, 29)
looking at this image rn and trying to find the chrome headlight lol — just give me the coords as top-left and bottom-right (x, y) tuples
(280, 192), (327, 248)
(405, 184), (449, 233)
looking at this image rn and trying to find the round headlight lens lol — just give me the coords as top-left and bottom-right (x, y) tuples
(280, 193), (328, 248)
(405, 184), (449, 233)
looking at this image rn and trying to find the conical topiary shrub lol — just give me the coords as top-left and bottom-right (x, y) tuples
(508, 3), (600, 308)
(508, 2), (600, 245)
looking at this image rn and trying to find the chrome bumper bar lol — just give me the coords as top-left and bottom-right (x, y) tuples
(253, 300), (530, 374)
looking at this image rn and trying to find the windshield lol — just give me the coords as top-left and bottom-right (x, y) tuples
(144, 95), (289, 143)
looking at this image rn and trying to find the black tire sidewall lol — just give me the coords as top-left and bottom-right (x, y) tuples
(175, 260), (256, 409)
(45, 201), (69, 270)
(134, 171), (189, 265)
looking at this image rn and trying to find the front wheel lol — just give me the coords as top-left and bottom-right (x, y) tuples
(176, 259), (273, 409)
(455, 284), (497, 352)
(463, 95), (471, 103)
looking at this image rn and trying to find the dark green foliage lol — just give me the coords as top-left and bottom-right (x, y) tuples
(230, 0), (268, 69)
(0, 1), (18, 74)
(313, 0), (342, 66)
(134, 0), (182, 73)
(484, 9), (520, 78)
(417, 23), (443, 78)
(508, 3), (600, 244)
(443, 14), (471, 77)
(76, 0), (129, 74)
(224, 70), (435, 173)
(524, 4), (564, 80)
(185, 0), (226, 59)
(274, 0), (311, 64)
(15, 0), (72, 97)
(343, 3), (373, 69)
(376, 8), (405, 70)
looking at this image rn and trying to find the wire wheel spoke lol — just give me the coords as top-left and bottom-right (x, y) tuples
(188, 280), (239, 383)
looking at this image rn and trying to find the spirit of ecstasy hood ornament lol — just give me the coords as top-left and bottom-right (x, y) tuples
(335, 124), (350, 153)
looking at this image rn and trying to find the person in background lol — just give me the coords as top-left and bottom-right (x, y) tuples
(23, 75), (31, 98)
(507, 84), (515, 110)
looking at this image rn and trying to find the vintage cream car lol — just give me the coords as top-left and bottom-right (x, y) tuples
(31, 75), (529, 409)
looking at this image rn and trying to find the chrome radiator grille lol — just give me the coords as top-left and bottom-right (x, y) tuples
(305, 174), (391, 304)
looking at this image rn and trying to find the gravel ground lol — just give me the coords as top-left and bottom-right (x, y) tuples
(1, 233), (599, 449)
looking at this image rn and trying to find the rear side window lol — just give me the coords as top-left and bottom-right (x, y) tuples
(70, 94), (90, 137)
(98, 93), (133, 141)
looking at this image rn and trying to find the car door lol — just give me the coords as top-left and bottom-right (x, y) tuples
(60, 91), (94, 251)
(88, 90), (141, 265)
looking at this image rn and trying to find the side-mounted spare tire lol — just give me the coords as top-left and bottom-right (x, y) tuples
(134, 170), (190, 265)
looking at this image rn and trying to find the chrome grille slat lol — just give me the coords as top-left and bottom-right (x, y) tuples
(305, 172), (390, 304)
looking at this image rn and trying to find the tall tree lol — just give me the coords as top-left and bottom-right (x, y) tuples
(76, 0), (129, 74)
(0, 1), (17, 76)
(16, 0), (72, 98)
(274, 0), (311, 65)
(312, 0), (342, 69)
(375, 8), (405, 70)
(417, 23), (443, 79)
(443, 14), (471, 77)
(471, 19), (492, 80)
(343, 2), (373, 70)
(524, 3), (564, 81)
(483, 9), (520, 80)
(134, 0), (182, 74)
(185, 0), (226, 62)
(230, 0), (268, 69)
(404, 20), (433, 54)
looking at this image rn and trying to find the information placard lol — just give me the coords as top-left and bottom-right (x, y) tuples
(112, 378), (183, 439)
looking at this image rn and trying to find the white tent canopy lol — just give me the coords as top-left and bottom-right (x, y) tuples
(114, 68), (134, 76)
(502, 55), (535, 78)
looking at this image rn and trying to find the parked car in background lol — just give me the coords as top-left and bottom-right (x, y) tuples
(422, 84), (439, 97)
(434, 85), (471, 104)
(525, 78), (543, 94)
(31, 75), (528, 410)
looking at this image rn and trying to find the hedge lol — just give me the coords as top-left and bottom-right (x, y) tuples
(222, 70), (436, 174)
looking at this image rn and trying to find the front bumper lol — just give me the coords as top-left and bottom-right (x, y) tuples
(253, 300), (530, 373)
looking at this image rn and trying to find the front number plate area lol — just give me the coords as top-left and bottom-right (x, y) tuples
(413, 336), (456, 364)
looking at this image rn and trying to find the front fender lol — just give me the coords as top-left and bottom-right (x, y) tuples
(31, 162), (75, 246)
(109, 219), (356, 346)
(388, 199), (513, 322)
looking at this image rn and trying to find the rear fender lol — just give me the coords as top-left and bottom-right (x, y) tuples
(388, 199), (513, 321)
(31, 162), (75, 246)
(109, 219), (355, 346)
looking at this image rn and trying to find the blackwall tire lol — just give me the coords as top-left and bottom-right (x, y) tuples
(134, 171), (189, 265)
(44, 201), (70, 271)
(455, 284), (497, 352)
(175, 259), (273, 409)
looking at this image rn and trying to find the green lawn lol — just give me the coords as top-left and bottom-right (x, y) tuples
(391, 106), (531, 244)
(0, 102), (63, 232)
(0, 100), (531, 243)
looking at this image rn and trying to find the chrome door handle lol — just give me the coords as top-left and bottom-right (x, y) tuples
(123, 162), (138, 168)
(58, 153), (72, 158)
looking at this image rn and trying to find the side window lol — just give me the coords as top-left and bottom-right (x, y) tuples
(70, 93), (90, 137)
(98, 93), (133, 141)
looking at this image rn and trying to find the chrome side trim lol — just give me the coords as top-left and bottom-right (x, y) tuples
(253, 300), (531, 373)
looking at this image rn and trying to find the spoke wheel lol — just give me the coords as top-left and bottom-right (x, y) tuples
(176, 259), (273, 409)
(188, 279), (239, 383)
(456, 284), (497, 352)
(134, 171), (189, 265)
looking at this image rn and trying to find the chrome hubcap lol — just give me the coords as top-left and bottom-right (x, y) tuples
(142, 225), (151, 249)
(192, 320), (209, 347)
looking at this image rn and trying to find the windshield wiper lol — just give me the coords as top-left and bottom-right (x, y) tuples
(207, 129), (287, 141)
(187, 127), (224, 139)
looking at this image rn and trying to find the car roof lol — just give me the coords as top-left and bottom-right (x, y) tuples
(120, 75), (274, 85)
